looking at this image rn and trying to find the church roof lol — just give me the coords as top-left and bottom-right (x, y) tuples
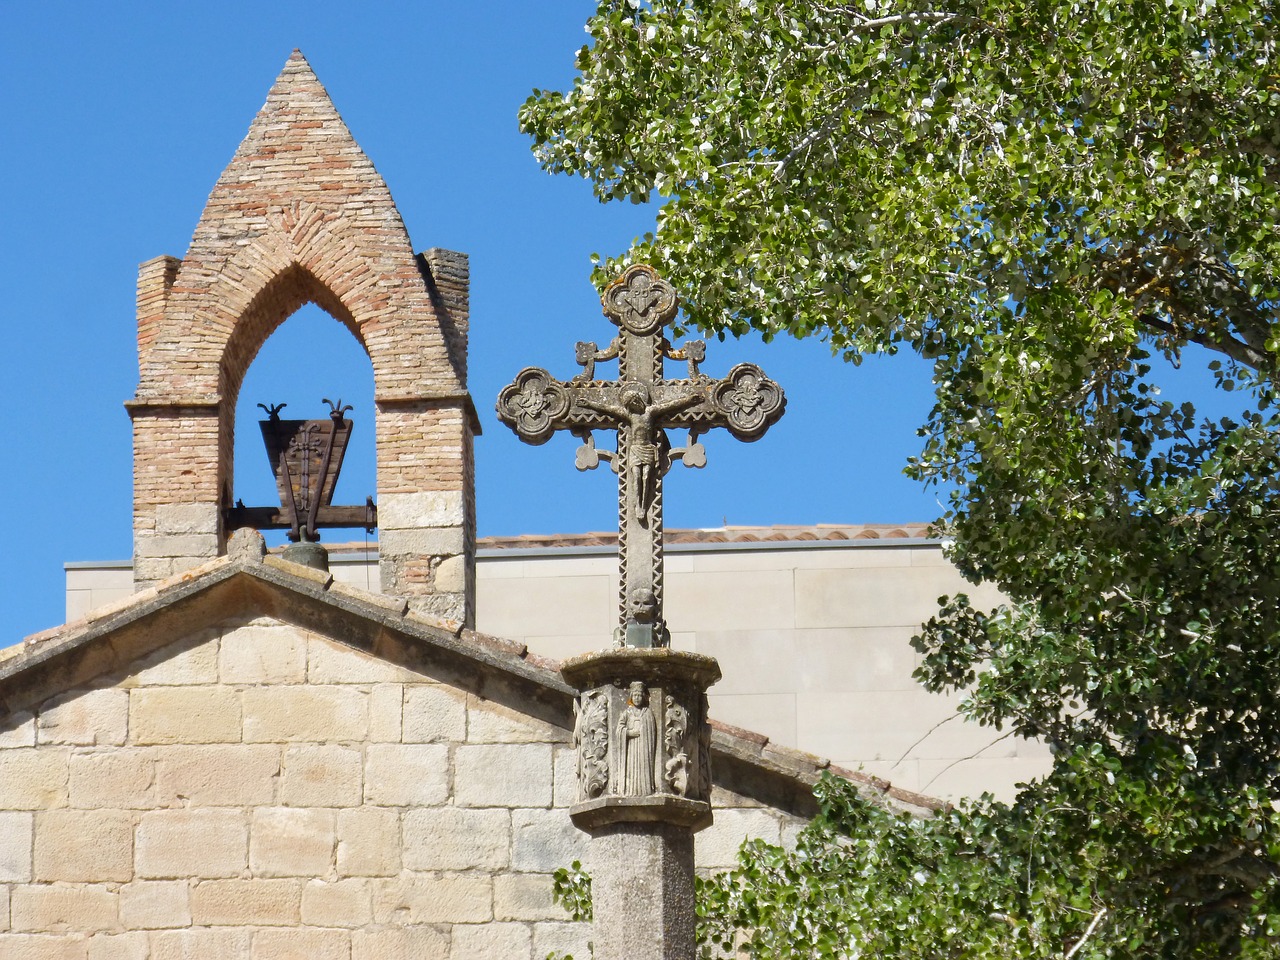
(314, 523), (939, 556)
(13, 541), (945, 821)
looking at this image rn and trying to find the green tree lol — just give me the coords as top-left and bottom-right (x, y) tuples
(522, 1), (1280, 955)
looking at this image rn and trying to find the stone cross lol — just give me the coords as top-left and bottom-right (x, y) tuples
(497, 264), (785, 648)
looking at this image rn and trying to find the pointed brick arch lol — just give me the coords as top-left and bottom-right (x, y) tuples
(128, 51), (476, 624)
(217, 262), (363, 412)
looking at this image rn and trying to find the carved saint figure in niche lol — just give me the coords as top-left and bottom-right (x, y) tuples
(574, 691), (610, 800)
(611, 681), (657, 796)
(576, 383), (700, 523)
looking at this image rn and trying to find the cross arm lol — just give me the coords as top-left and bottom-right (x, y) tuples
(496, 368), (626, 444)
(655, 364), (787, 441)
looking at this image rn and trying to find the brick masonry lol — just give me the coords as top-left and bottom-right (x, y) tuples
(127, 51), (476, 622)
(0, 609), (802, 959)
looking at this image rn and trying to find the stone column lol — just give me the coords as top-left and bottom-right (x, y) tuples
(561, 649), (720, 960)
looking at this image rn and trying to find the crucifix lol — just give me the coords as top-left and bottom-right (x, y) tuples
(497, 264), (785, 648)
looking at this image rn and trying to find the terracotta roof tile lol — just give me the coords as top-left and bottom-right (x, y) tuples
(467, 522), (935, 552)
(309, 523), (937, 557)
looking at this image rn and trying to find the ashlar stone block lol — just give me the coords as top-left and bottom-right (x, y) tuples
(152, 744), (279, 807)
(34, 809), (134, 882)
(401, 684), (465, 743)
(38, 688), (128, 747)
(402, 806), (509, 871)
(1, 934), (89, 960)
(136, 808), (247, 879)
(466, 696), (562, 744)
(0, 711), (36, 749)
(129, 687), (241, 745)
(11, 884), (118, 933)
(251, 927), (350, 960)
(454, 744), (553, 808)
(280, 744), (361, 807)
(249, 807), (334, 878)
(433, 554), (467, 593)
(300, 877), (373, 928)
(336, 807), (400, 877)
(378, 527), (464, 561)
(368, 683), (403, 742)
(219, 623), (306, 684)
(350, 926), (449, 960)
(308, 637), (417, 684)
(451, 922), (532, 960)
(371, 872), (492, 924)
(125, 634), (219, 686)
(242, 686), (368, 743)
(495, 872), (560, 921)
(133, 534), (218, 561)
(87, 931), (147, 960)
(155, 503), (219, 536)
(0, 810), (34, 882)
(511, 807), (589, 873)
(69, 752), (154, 809)
(149, 927), (252, 960)
(378, 490), (465, 529)
(363, 744), (448, 806)
(189, 877), (301, 926)
(0, 749), (70, 809)
(118, 881), (190, 929)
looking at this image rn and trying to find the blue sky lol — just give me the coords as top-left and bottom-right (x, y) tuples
(3, 3), (1219, 642)
(0, 3), (943, 640)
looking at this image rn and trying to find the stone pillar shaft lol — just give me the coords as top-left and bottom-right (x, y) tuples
(588, 823), (696, 960)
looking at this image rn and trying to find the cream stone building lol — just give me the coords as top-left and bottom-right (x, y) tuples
(68, 526), (1052, 803)
(0, 50), (1045, 959)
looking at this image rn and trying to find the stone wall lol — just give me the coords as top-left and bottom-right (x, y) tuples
(66, 535), (1052, 802)
(0, 614), (800, 959)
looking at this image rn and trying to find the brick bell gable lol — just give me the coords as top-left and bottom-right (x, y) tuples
(127, 51), (477, 623)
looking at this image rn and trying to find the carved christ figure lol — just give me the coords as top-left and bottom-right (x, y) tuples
(575, 382), (701, 524)
(612, 681), (657, 796)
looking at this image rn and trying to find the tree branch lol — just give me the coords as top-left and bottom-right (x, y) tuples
(1134, 312), (1268, 371)
(1064, 907), (1108, 959)
(817, 7), (973, 33)
(1097, 247), (1272, 370)
(773, 86), (881, 179)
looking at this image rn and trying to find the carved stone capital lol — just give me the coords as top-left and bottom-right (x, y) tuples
(563, 648), (721, 831)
